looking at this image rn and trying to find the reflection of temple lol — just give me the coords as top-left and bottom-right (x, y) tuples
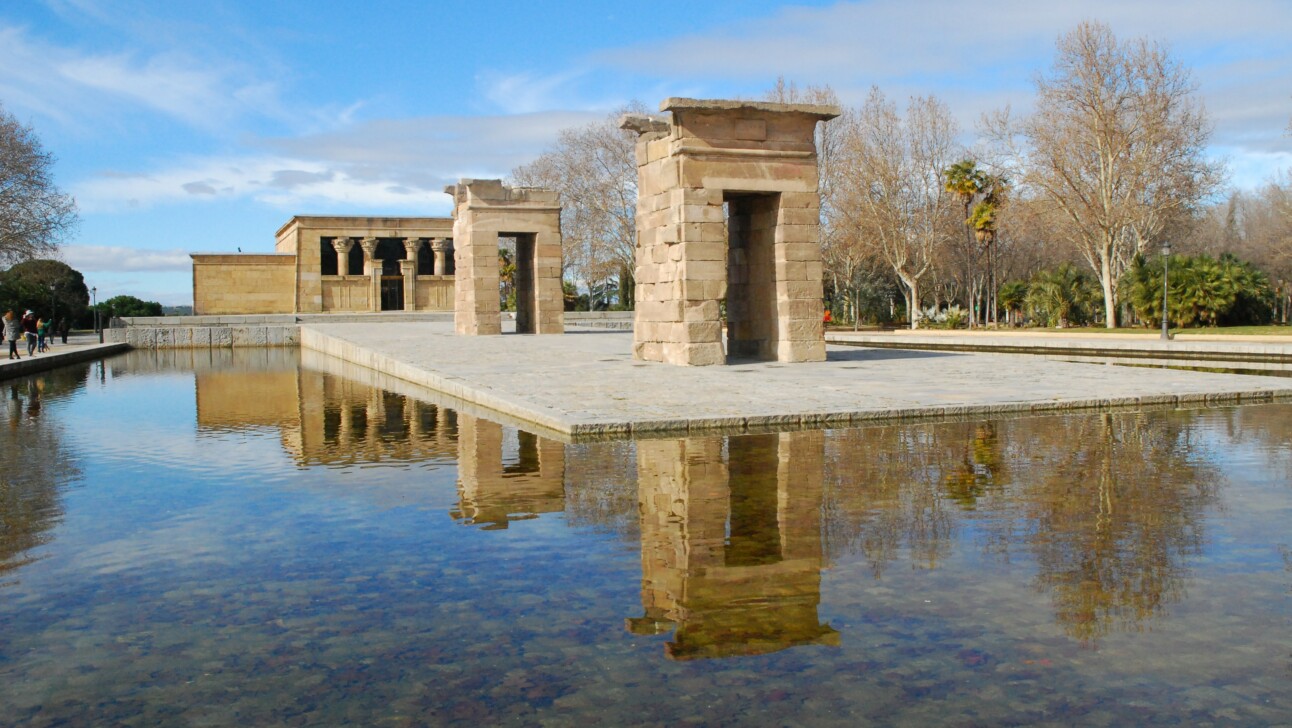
(629, 432), (838, 660)
(451, 414), (565, 529)
(195, 357), (459, 467)
(194, 362), (571, 526)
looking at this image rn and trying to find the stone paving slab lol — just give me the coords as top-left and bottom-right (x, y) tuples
(300, 322), (1292, 438)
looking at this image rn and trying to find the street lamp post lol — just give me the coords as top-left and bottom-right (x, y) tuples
(92, 286), (102, 344)
(1161, 241), (1172, 341)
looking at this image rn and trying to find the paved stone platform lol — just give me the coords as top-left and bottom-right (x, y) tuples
(299, 322), (1292, 437)
(0, 334), (129, 381)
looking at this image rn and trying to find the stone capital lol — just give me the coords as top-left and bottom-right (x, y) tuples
(332, 236), (355, 255)
(403, 237), (422, 256)
(359, 237), (379, 257)
(430, 237), (451, 252)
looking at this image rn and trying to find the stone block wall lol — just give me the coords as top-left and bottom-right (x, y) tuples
(622, 98), (839, 366)
(446, 179), (564, 336)
(191, 254), (296, 315)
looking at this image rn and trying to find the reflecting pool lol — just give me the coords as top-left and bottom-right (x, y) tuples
(2, 349), (1291, 725)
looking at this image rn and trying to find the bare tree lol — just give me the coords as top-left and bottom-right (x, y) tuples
(0, 105), (76, 265)
(511, 105), (642, 307)
(836, 88), (960, 328)
(987, 21), (1221, 327)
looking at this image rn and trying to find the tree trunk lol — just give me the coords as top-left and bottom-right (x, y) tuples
(1099, 248), (1118, 328)
(904, 276), (921, 330)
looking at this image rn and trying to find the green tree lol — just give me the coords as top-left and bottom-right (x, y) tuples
(998, 280), (1028, 325)
(0, 259), (89, 324)
(97, 294), (163, 319)
(1122, 252), (1273, 328)
(1025, 263), (1099, 327)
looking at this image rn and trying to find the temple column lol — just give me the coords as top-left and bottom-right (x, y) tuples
(403, 238), (421, 311)
(360, 237), (380, 312)
(332, 237), (355, 275)
(431, 238), (450, 276)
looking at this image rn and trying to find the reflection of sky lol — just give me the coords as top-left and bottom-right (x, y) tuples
(3, 361), (1292, 724)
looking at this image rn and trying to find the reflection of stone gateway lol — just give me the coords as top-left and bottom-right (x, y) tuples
(621, 98), (840, 366)
(630, 431), (839, 660)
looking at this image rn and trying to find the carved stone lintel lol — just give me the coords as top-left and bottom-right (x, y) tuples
(619, 113), (669, 136)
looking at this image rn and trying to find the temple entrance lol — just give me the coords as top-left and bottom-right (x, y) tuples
(724, 193), (780, 361)
(380, 277), (404, 310)
(510, 233), (537, 334)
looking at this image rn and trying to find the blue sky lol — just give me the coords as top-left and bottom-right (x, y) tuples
(1, 0), (1289, 305)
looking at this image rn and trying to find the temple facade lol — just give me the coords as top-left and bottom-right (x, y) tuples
(191, 215), (457, 315)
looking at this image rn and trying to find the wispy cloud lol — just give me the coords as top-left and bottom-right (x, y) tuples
(596, 0), (1292, 184)
(70, 110), (601, 213)
(0, 22), (289, 133)
(60, 245), (192, 273)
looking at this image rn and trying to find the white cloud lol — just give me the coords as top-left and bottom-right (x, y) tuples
(60, 245), (192, 273)
(597, 0), (1292, 185)
(72, 111), (601, 213)
(0, 22), (289, 134)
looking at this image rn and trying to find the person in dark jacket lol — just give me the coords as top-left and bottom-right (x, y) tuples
(21, 311), (37, 356)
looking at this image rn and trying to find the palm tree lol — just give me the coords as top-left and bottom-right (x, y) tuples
(1026, 264), (1097, 328)
(998, 280), (1028, 326)
(944, 160), (986, 325)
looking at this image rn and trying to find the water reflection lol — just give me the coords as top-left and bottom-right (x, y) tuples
(0, 367), (86, 584)
(629, 433), (839, 659)
(185, 357), (1232, 649)
(451, 415), (565, 529)
(822, 412), (1218, 644)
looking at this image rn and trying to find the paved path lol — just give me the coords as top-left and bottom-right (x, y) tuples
(826, 329), (1292, 361)
(0, 334), (128, 381)
(301, 322), (1292, 437)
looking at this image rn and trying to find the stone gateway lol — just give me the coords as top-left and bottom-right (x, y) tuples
(621, 98), (840, 366)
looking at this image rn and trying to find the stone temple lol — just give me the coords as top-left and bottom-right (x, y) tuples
(188, 97), (839, 364)
(622, 98), (840, 366)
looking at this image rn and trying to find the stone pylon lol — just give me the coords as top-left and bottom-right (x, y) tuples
(621, 99), (839, 365)
(444, 179), (565, 335)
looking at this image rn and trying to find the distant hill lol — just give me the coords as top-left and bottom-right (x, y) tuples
(162, 305), (194, 316)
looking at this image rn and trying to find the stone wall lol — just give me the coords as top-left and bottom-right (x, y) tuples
(191, 254), (296, 315)
(446, 179), (564, 336)
(621, 98), (839, 366)
(107, 325), (300, 349)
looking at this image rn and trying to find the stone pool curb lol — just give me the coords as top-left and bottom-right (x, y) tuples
(826, 331), (1292, 362)
(0, 341), (130, 381)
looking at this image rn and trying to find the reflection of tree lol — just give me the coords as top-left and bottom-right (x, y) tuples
(995, 411), (1216, 644)
(822, 423), (975, 577)
(0, 367), (87, 584)
(562, 441), (639, 542)
(819, 410), (1215, 644)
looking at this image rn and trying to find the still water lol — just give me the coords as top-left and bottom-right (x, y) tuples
(2, 349), (1291, 726)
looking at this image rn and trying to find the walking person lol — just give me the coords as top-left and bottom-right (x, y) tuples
(4, 311), (22, 360)
(21, 310), (37, 356)
(57, 318), (68, 344)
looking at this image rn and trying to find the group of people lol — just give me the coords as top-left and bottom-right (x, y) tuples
(3, 310), (67, 360)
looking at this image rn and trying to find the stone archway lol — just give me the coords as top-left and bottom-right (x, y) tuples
(444, 179), (564, 336)
(621, 98), (839, 366)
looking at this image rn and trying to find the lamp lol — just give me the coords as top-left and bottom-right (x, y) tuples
(1161, 241), (1172, 341)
